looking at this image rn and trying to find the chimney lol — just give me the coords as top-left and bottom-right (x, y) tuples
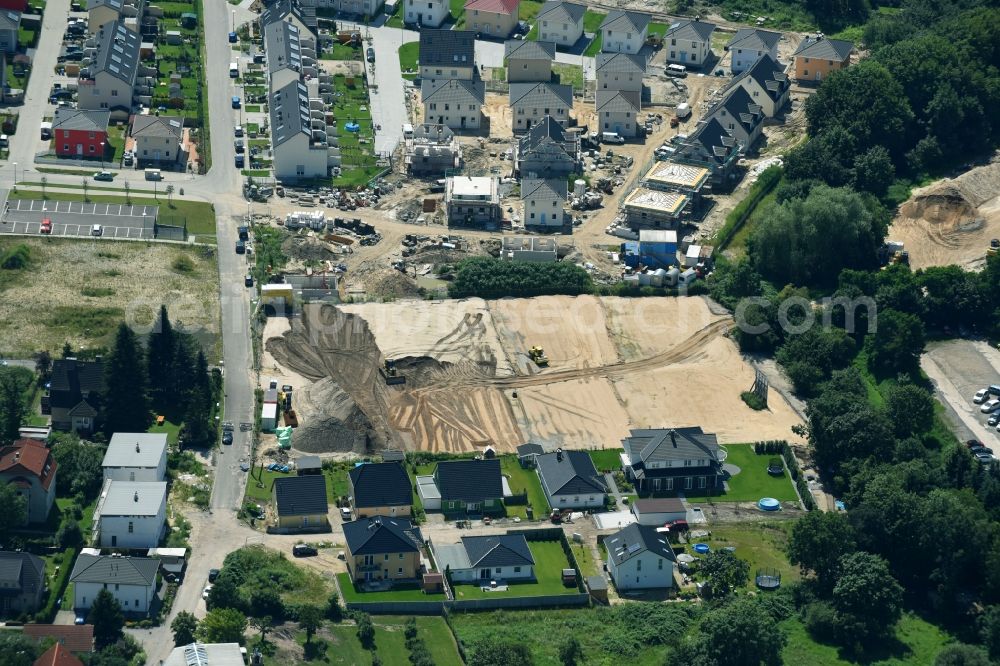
(669, 430), (677, 447)
(556, 448), (563, 462)
(135, 442), (140, 453)
(134, 491), (139, 502)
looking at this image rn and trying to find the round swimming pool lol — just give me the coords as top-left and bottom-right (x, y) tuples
(693, 543), (710, 554)
(758, 497), (781, 511)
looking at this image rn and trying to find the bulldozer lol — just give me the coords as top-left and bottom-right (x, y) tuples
(988, 238), (999, 256)
(379, 359), (406, 385)
(528, 346), (549, 367)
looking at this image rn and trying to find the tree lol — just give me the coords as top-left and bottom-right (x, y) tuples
(146, 306), (176, 408)
(934, 643), (991, 666)
(248, 615), (271, 644)
(832, 552), (904, 644)
(853, 146), (895, 196)
(197, 608), (247, 644)
(206, 574), (241, 612)
(885, 383), (935, 438)
(57, 518), (83, 547)
(166, 184), (175, 207)
(88, 589), (125, 647)
(468, 637), (534, 666)
(325, 591), (343, 622)
(980, 605), (1000, 661)
(34, 350), (52, 379)
(700, 550), (750, 596)
(171, 611), (198, 646)
(103, 323), (151, 434)
(558, 636), (583, 666)
(247, 588), (284, 621)
(0, 483), (27, 533)
(865, 308), (925, 377)
(61, 342), (74, 358)
(788, 511), (857, 592)
(0, 370), (26, 445)
(50, 437), (105, 500)
(298, 605), (323, 645)
(0, 628), (43, 665)
(82, 177), (90, 202)
(776, 327), (856, 396)
(357, 612), (375, 649)
(668, 598), (786, 666)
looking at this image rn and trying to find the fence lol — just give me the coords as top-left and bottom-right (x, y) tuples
(343, 592), (591, 615)
(155, 223), (186, 241)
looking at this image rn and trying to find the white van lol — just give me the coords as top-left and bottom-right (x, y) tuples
(144, 168), (162, 181)
(229, 62), (239, 78)
(601, 132), (625, 145)
(666, 64), (688, 78)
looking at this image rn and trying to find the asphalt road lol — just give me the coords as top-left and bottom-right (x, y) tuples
(369, 26), (417, 155)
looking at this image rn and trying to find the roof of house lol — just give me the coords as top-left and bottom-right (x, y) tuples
(595, 88), (640, 113)
(348, 462), (412, 508)
(51, 108), (111, 133)
(519, 115), (570, 151)
(270, 78), (312, 148)
(48, 359), (104, 411)
(260, 0), (316, 34)
(103, 433), (167, 469)
(711, 85), (762, 136)
(273, 474), (328, 516)
(606, 523), (675, 565)
(537, 0), (585, 24)
(23, 624), (95, 653)
(726, 27), (780, 53)
(536, 450), (607, 496)
(343, 517), (422, 555)
(664, 19), (715, 43)
(92, 20), (141, 86)
(265, 18), (307, 78)
(421, 77), (485, 106)
(516, 443), (545, 457)
(792, 35), (853, 61)
(0, 9), (21, 31)
(685, 117), (740, 163)
(163, 643), (246, 666)
(600, 9), (650, 34)
(461, 534), (534, 568)
(521, 177), (567, 201)
(69, 555), (159, 586)
(0, 440), (57, 491)
(728, 53), (789, 102)
(0, 551), (44, 596)
(34, 644), (83, 666)
(131, 114), (183, 140)
(296, 455), (322, 470)
(510, 81), (573, 108)
(595, 51), (645, 75)
(633, 497), (685, 514)
(622, 427), (721, 466)
(419, 29), (476, 67)
(504, 39), (555, 61)
(95, 480), (166, 516)
(434, 459), (503, 502)
(88, 0), (123, 12)
(465, 0), (518, 14)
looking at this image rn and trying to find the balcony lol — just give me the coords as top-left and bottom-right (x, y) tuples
(357, 563), (381, 573)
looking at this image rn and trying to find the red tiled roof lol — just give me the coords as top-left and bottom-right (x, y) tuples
(465, 0), (518, 15)
(34, 644), (84, 666)
(23, 624), (94, 653)
(0, 440), (57, 491)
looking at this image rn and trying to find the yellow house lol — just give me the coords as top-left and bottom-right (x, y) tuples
(348, 462), (413, 519)
(792, 36), (853, 82)
(343, 517), (424, 583)
(271, 475), (329, 531)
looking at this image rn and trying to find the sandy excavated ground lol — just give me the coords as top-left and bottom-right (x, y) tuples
(265, 296), (804, 455)
(888, 160), (1000, 270)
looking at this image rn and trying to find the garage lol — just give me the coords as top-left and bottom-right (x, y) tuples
(630, 498), (687, 526)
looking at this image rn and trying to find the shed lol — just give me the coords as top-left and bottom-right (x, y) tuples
(587, 575), (609, 604)
(180, 12), (197, 28)
(165, 30), (181, 44)
(683, 244), (702, 268)
(631, 497), (687, 526)
(146, 547), (186, 574)
(261, 403), (278, 431)
(416, 475), (441, 510)
(423, 572), (444, 593)
(516, 442), (544, 467)
(296, 455), (322, 475)
(382, 450), (405, 462)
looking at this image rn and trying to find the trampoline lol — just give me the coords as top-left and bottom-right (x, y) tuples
(345, 122), (361, 132)
(758, 497), (781, 511)
(755, 568), (781, 590)
(693, 543), (710, 554)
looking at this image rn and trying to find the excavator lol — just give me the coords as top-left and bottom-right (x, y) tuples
(528, 346), (549, 368)
(380, 359), (406, 385)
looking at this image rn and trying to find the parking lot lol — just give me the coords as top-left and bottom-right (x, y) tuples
(1, 199), (159, 239)
(922, 339), (1000, 445)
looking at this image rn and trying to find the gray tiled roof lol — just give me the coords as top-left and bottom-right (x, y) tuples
(664, 19), (716, 43)
(421, 77), (485, 106)
(343, 517), (422, 555)
(419, 29), (475, 67)
(96, 480), (166, 516)
(537, 0), (585, 24)
(726, 28), (780, 53)
(510, 81), (573, 109)
(536, 450), (607, 496)
(131, 115), (184, 140)
(93, 20), (140, 86)
(728, 53), (790, 102)
(265, 19), (306, 79)
(793, 35), (853, 61)
(49, 359), (104, 411)
(0, 9), (21, 32)
(600, 10), (651, 34)
(596, 88), (640, 113)
(0, 551), (44, 595)
(520, 115), (567, 149)
(461, 534), (534, 568)
(270, 78), (311, 148)
(595, 51), (645, 75)
(273, 474), (328, 516)
(103, 433), (167, 469)
(504, 39), (555, 61)
(521, 177), (567, 201)
(434, 459), (502, 502)
(712, 85), (762, 135)
(606, 523), (675, 565)
(88, 0), (124, 11)
(52, 108), (111, 133)
(622, 427), (721, 466)
(70, 555), (159, 586)
(349, 462), (412, 508)
(517, 443), (544, 457)
(686, 117), (740, 162)
(260, 0), (317, 34)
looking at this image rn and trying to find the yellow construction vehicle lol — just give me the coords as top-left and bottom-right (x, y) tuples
(988, 239), (999, 256)
(528, 346), (549, 367)
(380, 359), (406, 385)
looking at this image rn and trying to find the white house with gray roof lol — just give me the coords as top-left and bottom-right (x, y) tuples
(521, 177), (567, 229)
(260, 0), (317, 36)
(727, 53), (790, 117)
(404, 0), (449, 27)
(93, 480), (167, 549)
(664, 19), (715, 68)
(433, 534), (535, 583)
(102, 433), (167, 483)
(596, 88), (640, 137)
(596, 51), (645, 93)
(87, 0), (145, 34)
(70, 554), (159, 613)
(165, 643), (246, 666)
(510, 81), (572, 132)
(599, 10), (650, 55)
(605, 523), (676, 590)
(726, 28), (780, 74)
(536, 0), (585, 47)
(265, 19), (319, 90)
(130, 115), (186, 166)
(422, 77), (485, 131)
(504, 39), (555, 82)
(706, 85), (763, 150)
(78, 20), (147, 117)
(536, 450), (607, 508)
(270, 78), (335, 180)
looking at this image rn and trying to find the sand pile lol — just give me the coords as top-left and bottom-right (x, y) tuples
(366, 269), (421, 300)
(282, 235), (337, 262)
(292, 378), (372, 454)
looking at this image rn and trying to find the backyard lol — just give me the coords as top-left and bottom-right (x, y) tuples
(685, 522), (801, 589)
(398, 41), (419, 79)
(677, 443), (799, 503)
(450, 539), (579, 599)
(328, 75), (381, 187)
(336, 572), (447, 602)
(552, 63), (583, 90)
(588, 448), (622, 473)
(499, 455), (548, 519)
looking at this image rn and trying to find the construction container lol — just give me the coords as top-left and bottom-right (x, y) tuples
(264, 388), (278, 404)
(261, 403), (278, 431)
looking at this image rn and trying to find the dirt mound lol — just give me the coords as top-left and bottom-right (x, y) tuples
(366, 269), (421, 300)
(282, 235), (337, 262)
(290, 377), (373, 454)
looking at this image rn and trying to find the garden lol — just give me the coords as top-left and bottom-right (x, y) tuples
(449, 539), (580, 600)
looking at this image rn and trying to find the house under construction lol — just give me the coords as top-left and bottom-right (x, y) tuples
(405, 123), (462, 176)
(622, 188), (690, 229)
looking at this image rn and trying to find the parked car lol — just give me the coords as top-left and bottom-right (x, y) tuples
(202, 584), (213, 600)
(235, 154), (245, 168)
(231, 96), (241, 109)
(989, 412), (1000, 427)
(981, 399), (1000, 413)
(228, 31), (237, 43)
(970, 446), (989, 455)
(234, 125), (244, 137)
(238, 225), (249, 240)
(123, 151), (134, 166)
(91, 224), (103, 237)
(292, 544), (318, 557)
(340, 507), (351, 520)
(93, 170), (113, 181)
(74, 612), (86, 625)
(222, 430), (233, 445)
(208, 569), (220, 582)
(40, 219), (52, 234)
(976, 452), (995, 464)
(366, 47), (375, 62)
(975, 388), (991, 404)
(968, 439), (985, 449)
(244, 274), (253, 287)
(235, 240), (246, 254)
(235, 139), (245, 153)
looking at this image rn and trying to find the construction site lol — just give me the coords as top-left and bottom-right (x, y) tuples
(259, 295), (805, 458)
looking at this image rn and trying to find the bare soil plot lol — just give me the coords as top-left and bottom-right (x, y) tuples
(513, 377), (632, 449)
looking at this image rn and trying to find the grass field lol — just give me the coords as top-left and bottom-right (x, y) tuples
(581, 10), (608, 55)
(451, 540), (578, 599)
(337, 573), (447, 602)
(552, 63), (583, 90)
(244, 468), (292, 504)
(399, 42), (419, 79)
(780, 614), (951, 665)
(680, 444), (799, 503)
(588, 449), (622, 472)
(499, 455), (549, 518)
(450, 0), (465, 26)
(691, 521), (801, 588)
(323, 42), (364, 60)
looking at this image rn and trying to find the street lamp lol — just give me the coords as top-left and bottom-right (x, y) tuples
(99, 142), (105, 169)
(11, 162), (16, 192)
(232, 10), (236, 32)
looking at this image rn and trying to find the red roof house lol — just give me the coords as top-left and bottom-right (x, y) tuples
(464, 0), (520, 37)
(0, 439), (58, 524)
(34, 643), (84, 666)
(24, 624), (95, 653)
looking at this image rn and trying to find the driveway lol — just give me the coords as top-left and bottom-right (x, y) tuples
(922, 339), (1000, 446)
(368, 26), (418, 155)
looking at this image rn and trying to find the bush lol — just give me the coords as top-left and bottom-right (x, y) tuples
(803, 601), (839, 643)
(172, 255), (195, 273)
(741, 391), (766, 410)
(448, 257), (593, 299)
(1, 244), (31, 270)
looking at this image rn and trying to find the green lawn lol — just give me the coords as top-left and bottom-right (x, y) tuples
(450, 0), (465, 26)
(780, 614), (951, 665)
(680, 444), (799, 503)
(323, 42), (363, 61)
(244, 468), (292, 504)
(381, 616), (463, 666)
(726, 189), (778, 257)
(588, 448), (622, 473)
(693, 522), (801, 588)
(385, 1), (405, 27)
(552, 63), (583, 90)
(337, 572), (447, 602)
(499, 455), (549, 518)
(149, 417), (182, 447)
(398, 41), (419, 79)
(451, 540), (578, 599)
(334, 166), (384, 188)
(519, 0), (543, 21)
(568, 539), (599, 577)
(244, 104), (261, 113)
(581, 10), (607, 54)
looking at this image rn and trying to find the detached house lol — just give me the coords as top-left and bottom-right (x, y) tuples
(596, 51), (645, 93)
(0, 439), (58, 524)
(725, 28), (780, 74)
(78, 21), (145, 118)
(404, 0), (448, 27)
(620, 427), (724, 494)
(93, 480), (167, 549)
(445, 175), (501, 227)
(348, 462), (412, 519)
(87, 0), (146, 35)
(727, 53), (790, 118)
(792, 35), (852, 82)
(535, 0), (585, 48)
(536, 449), (607, 509)
(0, 551), (45, 614)
(434, 534), (534, 583)
(52, 109), (111, 159)
(405, 123), (463, 175)
(35, 643), (84, 666)
(69, 555), (159, 614)
(663, 19), (715, 68)
(510, 81), (572, 132)
(419, 30), (476, 82)
(130, 115), (186, 167)
(417, 458), (504, 515)
(707, 85), (763, 151)
(599, 10), (650, 55)
(521, 177), (567, 229)
(271, 474), (329, 531)
(46, 358), (104, 434)
(464, 0), (519, 38)
(514, 115), (580, 178)
(672, 117), (741, 184)
(343, 517), (423, 583)
(596, 89), (640, 137)
(102, 433), (167, 482)
(605, 523), (676, 591)
(504, 39), (555, 82)
(422, 78), (485, 131)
